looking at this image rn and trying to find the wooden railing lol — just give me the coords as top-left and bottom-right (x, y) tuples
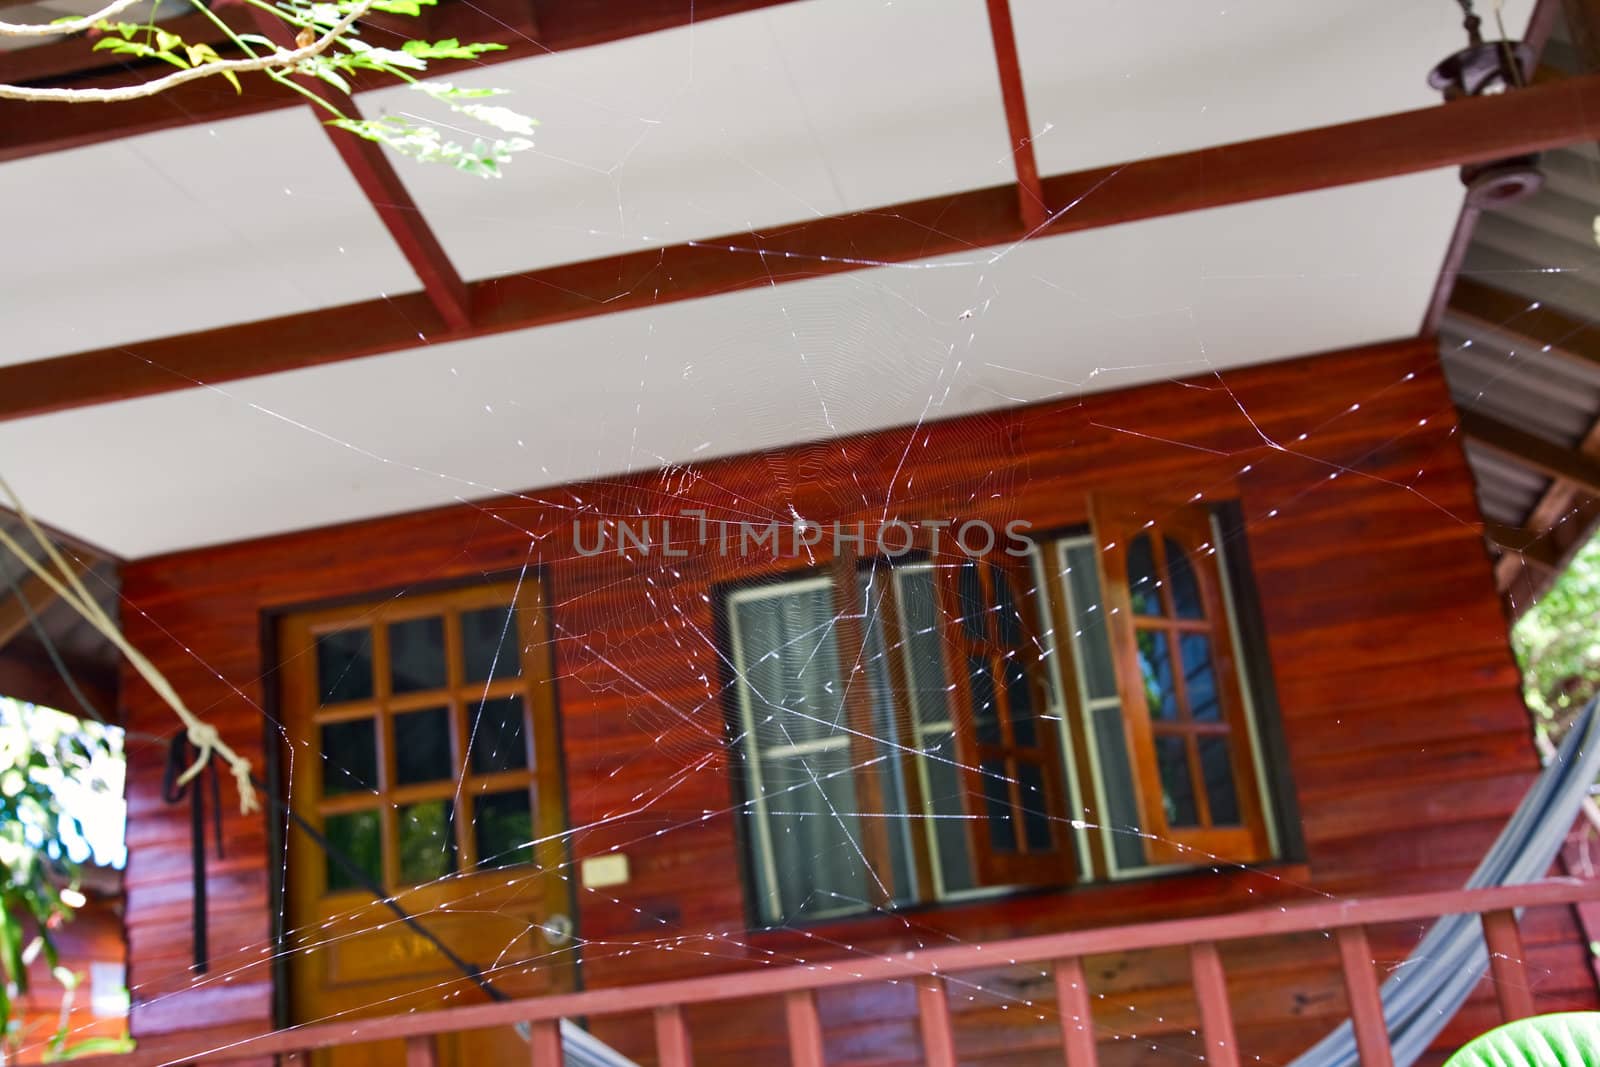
(84, 878), (1600, 1067)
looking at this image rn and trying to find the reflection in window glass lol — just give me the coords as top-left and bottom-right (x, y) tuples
(468, 697), (530, 774)
(394, 707), (452, 785)
(736, 585), (849, 749)
(896, 568), (952, 726)
(398, 800), (458, 883)
(858, 570), (918, 905)
(320, 718), (378, 796)
(994, 566), (1022, 648)
(389, 616), (447, 694)
(474, 789), (534, 868)
(1136, 630), (1178, 721)
(1180, 633), (1220, 723)
(968, 656), (999, 744)
(1064, 544), (1118, 702)
(981, 761), (1016, 851)
(1155, 736), (1197, 827)
(921, 732), (975, 894)
(316, 629), (373, 704)
(1018, 762), (1052, 851)
(1198, 736), (1240, 826)
(462, 606), (523, 684)
(1126, 534), (1162, 616)
(324, 810), (382, 892)
(1165, 537), (1203, 620)
(1004, 658), (1035, 747)
(958, 560), (987, 641)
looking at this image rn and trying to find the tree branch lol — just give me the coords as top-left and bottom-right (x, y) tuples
(0, 0), (149, 40)
(0, 0), (376, 103)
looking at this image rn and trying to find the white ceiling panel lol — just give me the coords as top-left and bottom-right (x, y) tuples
(357, 0), (1014, 280)
(0, 107), (420, 367)
(0, 170), (1462, 558)
(1011, 0), (1538, 176)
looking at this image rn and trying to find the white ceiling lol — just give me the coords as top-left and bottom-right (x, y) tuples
(0, 0), (1529, 555)
(1013, 0), (1537, 174)
(0, 170), (1464, 558)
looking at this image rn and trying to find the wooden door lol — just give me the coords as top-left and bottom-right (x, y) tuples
(278, 577), (574, 1067)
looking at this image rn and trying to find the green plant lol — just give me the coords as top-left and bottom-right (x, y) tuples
(1444, 1012), (1600, 1066)
(1511, 531), (1600, 749)
(0, 0), (536, 177)
(0, 698), (124, 1058)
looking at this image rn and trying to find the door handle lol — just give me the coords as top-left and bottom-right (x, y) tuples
(541, 913), (574, 946)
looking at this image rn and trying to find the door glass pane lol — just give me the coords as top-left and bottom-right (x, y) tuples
(958, 560), (987, 641)
(1156, 735), (1198, 827)
(1127, 534), (1162, 616)
(474, 789), (534, 868)
(1165, 537), (1204, 620)
(316, 629), (373, 704)
(467, 696), (530, 774)
(1064, 544), (1118, 702)
(398, 800), (458, 883)
(968, 656), (999, 745)
(1180, 633), (1220, 723)
(980, 760), (1016, 852)
(393, 707), (453, 785)
(1017, 762), (1053, 852)
(320, 718), (377, 796)
(462, 606), (523, 684)
(756, 748), (866, 922)
(1003, 658), (1036, 747)
(895, 567), (952, 727)
(1136, 630), (1178, 721)
(993, 566), (1022, 648)
(1198, 736), (1241, 826)
(323, 810), (382, 893)
(389, 616), (446, 694)
(921, 732), (975, 894)
(1091, 705), (1147, 870)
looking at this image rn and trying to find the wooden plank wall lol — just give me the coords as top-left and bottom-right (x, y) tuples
(114, 337), (1597, 1065)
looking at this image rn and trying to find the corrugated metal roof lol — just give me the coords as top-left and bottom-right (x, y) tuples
(1438, 13), (1600, 598)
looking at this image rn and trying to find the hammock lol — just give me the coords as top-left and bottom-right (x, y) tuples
(1291, 695), (1600, 1067)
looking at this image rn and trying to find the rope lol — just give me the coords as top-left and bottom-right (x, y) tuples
(0, 475), (258, 814)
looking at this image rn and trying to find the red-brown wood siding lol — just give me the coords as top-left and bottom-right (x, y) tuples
(114, 337), (1597, 1064)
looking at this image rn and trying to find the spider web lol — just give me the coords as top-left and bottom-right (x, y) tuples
(10, 1), (1599, 1064)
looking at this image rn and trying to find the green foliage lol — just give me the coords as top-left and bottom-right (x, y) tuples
(86, 0), (535, 176)
(1510, 531), (1600, 747)
(1444, 1012), (1600, 1066)
(0, 699), (123, 1056)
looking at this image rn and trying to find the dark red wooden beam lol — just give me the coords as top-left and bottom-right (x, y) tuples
(0, 0), (809, 163)
(251, 10), (471, 331)
(981, 0), (1045, 230)
(7, 70), (1600, 423)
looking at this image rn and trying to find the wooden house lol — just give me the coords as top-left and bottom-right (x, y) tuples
(4, 1), (1600, 1064)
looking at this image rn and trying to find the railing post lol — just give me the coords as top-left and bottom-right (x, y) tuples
(785, 989), (827, 1067)
(528, 1019), (563, 1066)
(1054, 956), (1099, 1067)
(654, 1003), (694, 1067)
(1336, 925), (1394, 1067)
(1189, 942), (1239, 1067)
(915, 975), (958, 1067)
(404, 1035), (438, 1067)
(1482, 909), (1537, 1021)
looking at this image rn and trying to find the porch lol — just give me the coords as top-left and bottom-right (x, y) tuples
(74, 877), (1599, 1067)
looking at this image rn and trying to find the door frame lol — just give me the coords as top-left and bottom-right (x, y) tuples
(261, 567), (577, 1030)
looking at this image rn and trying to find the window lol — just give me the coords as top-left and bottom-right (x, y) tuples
(724, 501), (1285, 923)
(285, 581), (561, 895)
(725, 555), (1074, 925)
(1066, 498), (1277, 872)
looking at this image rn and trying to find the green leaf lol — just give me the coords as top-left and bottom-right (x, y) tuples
(401, 37), (505, 60)
(460, 104), (536, 136)
(1445, 1013), (1600, 1067)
